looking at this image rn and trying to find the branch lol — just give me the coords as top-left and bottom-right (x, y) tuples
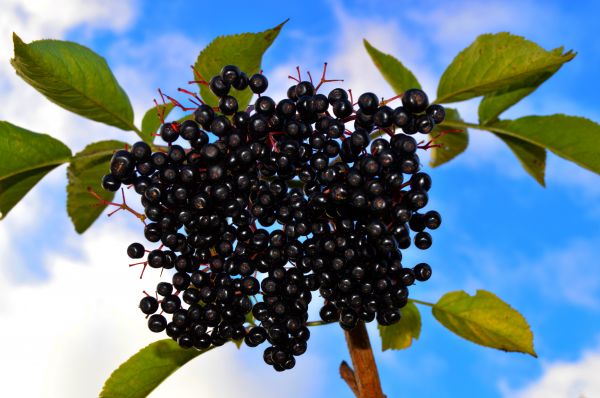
(343, 321), (385, 398)
(339, 361), (359, 397)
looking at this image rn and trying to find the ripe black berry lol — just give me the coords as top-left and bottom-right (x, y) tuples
(402, 88), (429, 113)
(249, 74), (268, 94)
(127, 242), (145, 259)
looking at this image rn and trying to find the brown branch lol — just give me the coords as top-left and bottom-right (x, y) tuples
(339, 361), (359, 397)
(343, 321), (385, 398)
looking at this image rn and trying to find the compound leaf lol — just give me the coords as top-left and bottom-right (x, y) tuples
(11, 33), (136, 132)
(194, 20), (287, 110)
(437, 33), (575, 104)
(432, 290), (536, 356)
(100, 339), (214, 398)
(429, 108), (469, 167)
(379, 302), (421, 351)
(491, 115), (600, 176)
(0, 121), (71, 219)
(67, 140), (126, 233)
(364, 39), (421, 93)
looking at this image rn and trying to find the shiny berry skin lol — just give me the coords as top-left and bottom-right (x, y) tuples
(414, 263), (432, 281)
(402, 88), (429, 113)
(233, 72), (249, 90)
(131, 141), (151, 160)
(139, 296), (159, 314)
(127, 242), (145, 259)
(209, 75), (230, 97)
(220, 65), (241, 84)
(357, 92), (379, 114)
(159, 123), (179, 143)
(392, 107), (410, 127)
(194, 104), (214, 127)
(148, 314), (167, 332)
(218, 95), (238, 115)
(249, 73), (268, 94)
(373, 106), (393, 128)
(424, 210), (442, 229)
(327, 88), (347, 104)
(110, 150), (134, 179)
(414, 231), (432, 249)
(332, 99), (353, 118)
(319, 303), (339, 322)
(295, 81), (315, 97)
(416, 115), (434, 134)
(101, 173), (121, 192)
(427, 104), (446, 123)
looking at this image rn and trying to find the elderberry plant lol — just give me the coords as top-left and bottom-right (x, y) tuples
(2, 19), (600, 398)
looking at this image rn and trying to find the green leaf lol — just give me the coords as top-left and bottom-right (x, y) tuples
(100, 339), (214, 398)
(429, 108), (469, 167)
(0, 121), (71, 219)
(496, 135), (546, 186)
(140, 103), (175, 144)
(491, 115), (600, 176)
(363, 39), (421, 93)
(194, 20), (287, 109)
(378, 302), (421, 351)
(478, 48), (575, 124)
(437, 33), (575, 104)
(432, 290), (536, 357)
(67, 140), (127, 233)
(11, 33), (137, 132)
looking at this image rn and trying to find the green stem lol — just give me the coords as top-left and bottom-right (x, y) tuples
(409, 298), (435, 308)
(306, 320), (336, 327)
(441, 119), (546, 150)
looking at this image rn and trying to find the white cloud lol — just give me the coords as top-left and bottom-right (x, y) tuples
(502, 341), (600, 398)
(0, 221), (325, 397)
(0, 0), (139, 152)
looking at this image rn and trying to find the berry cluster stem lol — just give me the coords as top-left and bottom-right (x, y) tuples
(342, 322), (386, 398)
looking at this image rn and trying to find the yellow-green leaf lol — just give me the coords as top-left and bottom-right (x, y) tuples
(100, 339), (214, 398)
(67, 140), (127, 233)
(0, 121), (71, 219)
(194, 20), (287, 109)
(491, 115), (600, 176)
(363, 39), (421, 93)
(140, 103), (175, 144)
(429, 108), (468, 167)
(432, 290), (536, 357)
(378, 302), (421, 351)
(478, 47), (574, 125)
(437, 33), (575, 104)
(496, 135), (546, 186)
(11, 33), (136, 132)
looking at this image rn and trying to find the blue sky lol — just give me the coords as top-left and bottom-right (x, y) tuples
(1, 0), (599, 397)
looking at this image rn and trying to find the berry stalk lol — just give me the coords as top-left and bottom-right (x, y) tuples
(342, 322), (385, 398)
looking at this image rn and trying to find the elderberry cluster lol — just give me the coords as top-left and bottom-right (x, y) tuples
(101, 64), (444, 371)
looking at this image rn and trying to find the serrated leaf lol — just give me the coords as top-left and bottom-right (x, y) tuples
(429, 108), (469, 167)
(194, 20), (287, 109)
(378, 302), (421, 351)
(11, 33), (137, 132)
(437, 33), (575, 104)
(67, 140), (127, 233)
(0, 121), (71, 219)
(100, 339), (215, 398)
(491, 115), (600, 176)
(432, 290), (536, 357)
(496, 135), (546, 186)
(140, 103), (175, 144)
(478, 48), (574, 124)
(363, 39), (421, 93)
